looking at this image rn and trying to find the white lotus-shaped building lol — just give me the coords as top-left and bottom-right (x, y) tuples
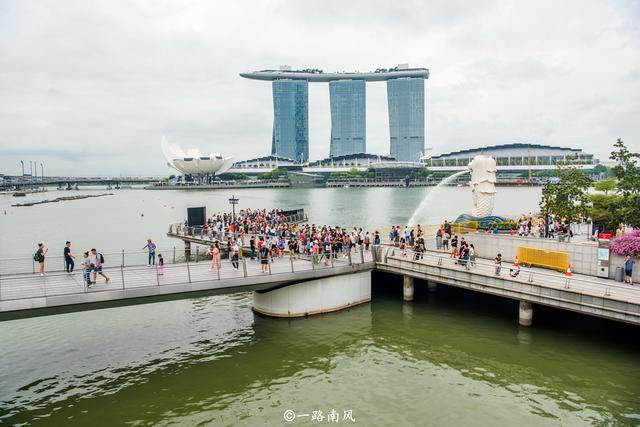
(161, 137), (234, 176)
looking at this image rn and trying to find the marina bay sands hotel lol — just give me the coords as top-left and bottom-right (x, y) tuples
(240, 65), (429, 162)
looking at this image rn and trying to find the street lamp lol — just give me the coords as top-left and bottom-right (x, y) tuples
(228, 194), (239, 237)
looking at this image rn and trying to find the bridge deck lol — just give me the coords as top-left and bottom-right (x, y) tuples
(376, 247), (640, 324)
(0, 250), (375, 320)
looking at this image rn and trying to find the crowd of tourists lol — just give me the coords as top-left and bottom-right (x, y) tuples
(203, 223), (374, 273)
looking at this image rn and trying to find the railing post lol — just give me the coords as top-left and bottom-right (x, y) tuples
(186, 257), (192, 283)
(268, 254), (272, 275)
(121, 249), (125, 268)
(360, 245), (364, 264)
(173, 246), (176, 264)
(217, 263), (221, 280)
(290, 253), (295, 272)
(330, 245), (334, 268)
(155, 265), (160, 286)
(121, 265), (125, 290)
(242, 257), (248, 277)
(32, 259), (35, 274)
(348, 248), (352, 266)
(196, 246), (199, 263)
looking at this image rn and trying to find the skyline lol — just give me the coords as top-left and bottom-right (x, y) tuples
(0, 1), (639, 175)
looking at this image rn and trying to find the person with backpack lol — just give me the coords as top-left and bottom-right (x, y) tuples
(90, 248), (109, 284)
(34, 243), (48, 276)
(259, 244), (269, 273)
(142, 239), (157, 266)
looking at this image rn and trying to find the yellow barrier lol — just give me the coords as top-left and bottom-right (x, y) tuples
(517, 246), (569, 273)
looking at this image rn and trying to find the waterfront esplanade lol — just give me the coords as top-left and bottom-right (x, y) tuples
(240, 66), (430, 162)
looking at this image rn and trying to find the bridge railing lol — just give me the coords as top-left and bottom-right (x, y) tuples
(0, 245), (375, 303)
(374, 246), (637, 301)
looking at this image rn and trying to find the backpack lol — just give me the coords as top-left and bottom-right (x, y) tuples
(98, 253), (105, 264)
(33, 251), (39, 261)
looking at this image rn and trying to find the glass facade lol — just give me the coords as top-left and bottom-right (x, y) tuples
(387, 77), (425, 161)
(329, 80), (366, 157)
(271, 79), (309, 162)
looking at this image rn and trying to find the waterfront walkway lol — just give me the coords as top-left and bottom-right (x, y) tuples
(0, 250), (374, 320)
(376, 247), (640, 325)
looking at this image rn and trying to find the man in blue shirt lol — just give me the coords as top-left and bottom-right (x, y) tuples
(624, 255), (636, 285)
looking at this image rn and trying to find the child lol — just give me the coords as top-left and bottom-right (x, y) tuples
(494, 253), (502, 275)
(157, 254), (165, 276)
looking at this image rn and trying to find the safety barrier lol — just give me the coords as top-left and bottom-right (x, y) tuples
(516, 246), (569, 273)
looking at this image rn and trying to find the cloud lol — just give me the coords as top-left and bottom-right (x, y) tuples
(0, 0), (639, 176)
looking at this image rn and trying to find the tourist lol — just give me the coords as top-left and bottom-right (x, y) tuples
(494, 253), (502, 275)
(616, 223), (625, 238)
(374, 231), (381, 246)
(64, 241), (75, 273)
(435, 227), (443, 250)
(83, 251), (93, 288)
(469, 244), (476, 268)
(142, 239), (157, 266)
(624, 255), (635, 285)
(231, 240), (240, 269)
(451, 235), (458, 257)
(364, 232), (370, 250)
(442, 232), (449, 251)
(207, 241), (221, 271)
(157, 254), (165, 276)
(250, 236), (256, 259)
(90, 248), (109, 284)
(259, 243), (269, 273)
(34, 243), (47, 276)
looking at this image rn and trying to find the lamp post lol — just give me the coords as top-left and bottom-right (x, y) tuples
(228, 195), (239, 237)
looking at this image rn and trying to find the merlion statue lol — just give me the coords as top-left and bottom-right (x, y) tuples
(468, 155), (497, 217)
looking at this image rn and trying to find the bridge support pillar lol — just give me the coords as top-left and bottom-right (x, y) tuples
(403, 276), (414, 302)
(253, 271), (371, 317)
(427, 281), (437, 292)
(519, 301), (533, 327)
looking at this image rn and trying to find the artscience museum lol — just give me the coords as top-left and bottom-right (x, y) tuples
(161, 137), (234, 177)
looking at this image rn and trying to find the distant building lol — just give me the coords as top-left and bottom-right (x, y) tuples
(422, 143), (597, 171)
(329, 80), (366, 157)
(388, 77), (425, 162)
(272, 80), (309, 163)
(241, 65), (429, 161)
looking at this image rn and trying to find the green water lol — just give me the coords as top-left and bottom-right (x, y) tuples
(0, 187), (639, 425)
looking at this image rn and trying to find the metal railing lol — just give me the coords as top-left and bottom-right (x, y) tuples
(0, 245), (374, 303)
(374, 246), (639, 302)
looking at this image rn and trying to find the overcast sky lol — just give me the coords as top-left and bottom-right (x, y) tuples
(0, 0), (639, 176)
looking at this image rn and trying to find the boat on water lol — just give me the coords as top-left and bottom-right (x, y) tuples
(12, 192), (26, 197)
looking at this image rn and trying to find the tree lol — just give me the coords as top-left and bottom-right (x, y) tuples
(594, 178), (617, 195)
(588, 193), (624, 231)
(610, 138), (640, 228)
(540, 161), (592, 222)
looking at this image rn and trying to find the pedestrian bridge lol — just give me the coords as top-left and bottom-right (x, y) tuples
(1, 246), (639, 326)
(0, 249), (375, 321)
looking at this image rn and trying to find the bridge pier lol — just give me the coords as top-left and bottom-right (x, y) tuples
(403, 276), (414, 301)
(519, 301), (533, 326)
(427, 281), (437, 292)
(252, 271), (371, 317)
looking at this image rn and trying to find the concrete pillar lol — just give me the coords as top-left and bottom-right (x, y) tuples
(518, 301), (533, 327)
(403, 276), (414, 302)
(427, 281), (438, 292)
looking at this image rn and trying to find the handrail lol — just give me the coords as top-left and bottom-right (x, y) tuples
(376, 246), (637, 295)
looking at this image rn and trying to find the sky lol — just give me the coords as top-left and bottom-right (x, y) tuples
(0, 0), (639, 176)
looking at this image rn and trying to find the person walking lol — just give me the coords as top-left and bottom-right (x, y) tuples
(250, 235), (256, 260)
(83, 251), (93, 288)
(442, 232), (449, 251)
(63, 241), (75, 273)
(34, 243), (47, 276)
(469, 244), (477, 268)
(624, 255), (636, 285)
(231, 240), (240, 269)
(207, 242), (221, 271)
(259, 243), (269, 273)
(435, 228), (443, 251)
(157, 254), (165, 276)
(142, 239), (157, 266)
(90, 248), (109, 284)
(494, 253), (502, 275)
